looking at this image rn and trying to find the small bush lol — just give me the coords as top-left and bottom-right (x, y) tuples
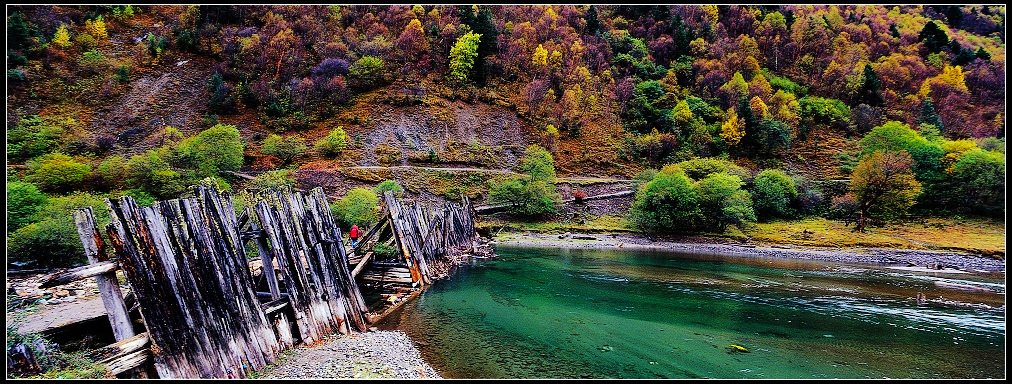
(374, 179), (404, 196)
(116, 65), (130, 82)
(97, 155), (128, 189)
(176, 124), (245, 177)
(261, 134), (307, 164)
(488, 145), (560, 217)
(8, 115), (64, 162)
(247, 169), (296, 191)
(25, 153), (92, 193)
(315, 127), (348, 157)
(752, 169), (798, 220)
(629, 167), (702, 232)
(8, 192), (111, 268)
(348, 55), (386, 89)
(126, 150), (187, 199)
(373, 243), (398, 259)
(488, 177), (559, 217)
(6, 181), (48, 233)
(696, 172), (755, 229)
(78, 49), (107, 73)
(8, 220), (85, 267)
(332, 188), (379, 228)
(676, 157), (750, 181)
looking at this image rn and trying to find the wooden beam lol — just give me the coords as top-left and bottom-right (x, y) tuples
(350, 252), (374, 277)
(87, 332), (150, 363)
(262, 297), (290, 315)
(73, 208), (135, 342)
(38, 260), (119, 288)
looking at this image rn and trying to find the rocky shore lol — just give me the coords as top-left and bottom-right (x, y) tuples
(494, 232), (1006, 273)
(260, 330), (440, 379)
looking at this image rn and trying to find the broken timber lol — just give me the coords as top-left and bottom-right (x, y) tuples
(51, 182), (482, 378)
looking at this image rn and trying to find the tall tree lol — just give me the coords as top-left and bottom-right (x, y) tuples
(858, 64), (884, 106)
(849, 151), (922, 231)
(585, 5), (600, 35)
(918, 21), (949, 54)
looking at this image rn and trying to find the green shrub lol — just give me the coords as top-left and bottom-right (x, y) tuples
(332, 187), (379, 228)
(176, 124), (245, 177)
(247, 169), (296, 191)
(860, 121), (944, 179)
(8, 192), (110, 268)
(488, 177), (559, 217)
(348, 56), (386, 89)
(799, 96), (851, 126)
(676, 157), (751, 181)
(517, 145), (556, 181)
(6, 181), (48, 233)
(374, 179), (404, 196)
(629, 167), (702, 232)
(78, 49), (107, 72)
(488, 145), (560, 217)
(126, 150), (187, 199)
(373, 243), (398, 259)
(261, 134), (307, 163)
(25, 153), (92, 192)
(696, 172), (755, 229)
(315, 127), (348, 157)
(116, 65), (130, 82)
(7, 115), (64, 162)
(96, 155), (128, 189)
(752, 169), (799, 220)
(748, 119), (793, 157)
(951, 148), (1004, 215)
(8, 220), (84, 267)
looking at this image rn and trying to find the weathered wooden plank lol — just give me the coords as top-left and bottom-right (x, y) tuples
(105, 185), (282, 379)
(105, 349), (151, 375)
(350, 252), (374, 277)
(262, 297), (290, 315)
(38, 260), (119, 288)
(73, 208), (135, 342)
(87, 332), (149, 363)
(250, 219), (281, 300)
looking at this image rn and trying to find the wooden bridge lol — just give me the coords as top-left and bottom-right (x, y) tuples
(16, 183), (482, 379)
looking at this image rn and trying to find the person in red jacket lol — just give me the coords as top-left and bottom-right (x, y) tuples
(350, 224), (360, 247)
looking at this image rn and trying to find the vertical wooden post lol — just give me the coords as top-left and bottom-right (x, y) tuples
(73, 207), (135, 341)
(250, 220), (281, 300)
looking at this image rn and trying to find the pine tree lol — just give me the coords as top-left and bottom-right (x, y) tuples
(585, 5), (600, 35)
(918, 21), (949, 54)
(889, 24), (901, 39)
(919, 98), (945, 134)
(858, 64), (884, 106)
(975, 47), (991, 61)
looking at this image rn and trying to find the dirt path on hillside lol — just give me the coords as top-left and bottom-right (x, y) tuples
(341, 165), (633, 184)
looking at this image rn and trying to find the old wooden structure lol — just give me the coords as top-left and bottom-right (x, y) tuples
(21, 183), (482, 379)
(348, 191), (480, 317)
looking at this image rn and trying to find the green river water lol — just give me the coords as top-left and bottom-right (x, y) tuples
(378, 245), (1005, 379)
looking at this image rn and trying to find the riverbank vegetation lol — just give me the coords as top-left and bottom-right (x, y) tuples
(6, 5), (1005, 269)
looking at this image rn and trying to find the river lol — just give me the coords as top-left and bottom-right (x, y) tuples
(378, 245), (1005, 379)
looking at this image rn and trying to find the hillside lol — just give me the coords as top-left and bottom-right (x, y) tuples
(6, 5), (1006, 269)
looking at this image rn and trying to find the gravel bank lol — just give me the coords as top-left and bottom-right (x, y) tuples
(494, 232), (1006, 273)
(261, 330), (441, 379)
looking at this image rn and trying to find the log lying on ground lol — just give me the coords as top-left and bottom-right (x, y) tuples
(38, 261), (119, 288)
